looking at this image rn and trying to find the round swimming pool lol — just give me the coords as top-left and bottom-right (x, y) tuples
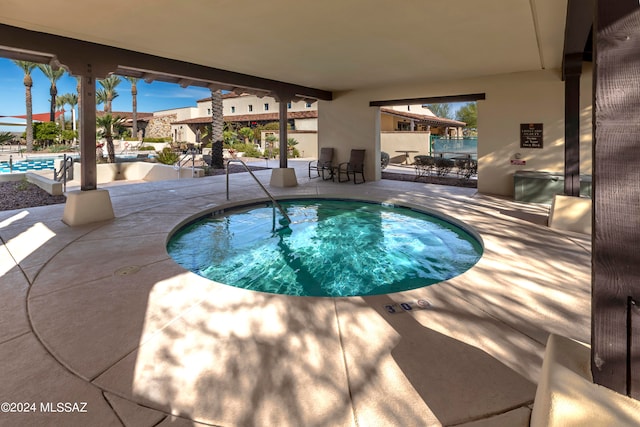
(167, 199), (483, 297)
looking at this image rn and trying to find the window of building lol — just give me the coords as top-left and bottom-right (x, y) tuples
(231, 106), (236, 113)
(264, 103), (269, 111)
(248, 105), (253, 112)
(207, 108), (211, 115)
(397, 121), (410, 131)
(305, 102), (312, 108)
(287, 102), (292, 109)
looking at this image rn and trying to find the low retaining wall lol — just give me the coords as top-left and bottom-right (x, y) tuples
(72, 161), (204, 184)
(0, 172), (63, 196)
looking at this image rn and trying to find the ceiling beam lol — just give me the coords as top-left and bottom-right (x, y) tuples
(0, 23), (333, 101)
(562, 0), (595, 80)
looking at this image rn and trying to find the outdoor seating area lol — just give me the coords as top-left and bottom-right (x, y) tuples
(338, 149), (366, 184)
(308, 147), (334, 180)
(0, 160), (591, 426)
(414, 154), (478, 180)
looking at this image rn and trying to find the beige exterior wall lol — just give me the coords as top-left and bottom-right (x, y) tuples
(288, 131), (317, 158)
(260, 130), (317, 158)
(197, 94), (318, 117)
(160, 107), (199, 143)
(318, 68), (593, 196)
(293, 118), (318, 131)
(389, 104), (436, 115)
(380, 113), (395, 132)
(381, 132), (431, 164)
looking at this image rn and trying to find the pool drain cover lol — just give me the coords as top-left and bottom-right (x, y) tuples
(114, 265), (141, 276)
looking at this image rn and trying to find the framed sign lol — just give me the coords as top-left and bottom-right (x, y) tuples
(520, 123), (543, 148)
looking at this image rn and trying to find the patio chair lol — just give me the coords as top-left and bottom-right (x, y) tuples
(434, 157), (455, 176)
(455, 158), (478, 179)
(338, 149), (366, 184)
(308, 147), (334, 180)
(414, 155), (435, 178)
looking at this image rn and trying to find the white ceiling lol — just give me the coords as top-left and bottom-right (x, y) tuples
(0, 0), (567, 92)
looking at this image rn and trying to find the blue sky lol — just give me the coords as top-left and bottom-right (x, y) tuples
(0, 57), (211, 132)
(0, 56), (470, 133)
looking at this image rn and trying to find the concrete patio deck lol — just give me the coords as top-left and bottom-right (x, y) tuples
(0, 160), (591, 426)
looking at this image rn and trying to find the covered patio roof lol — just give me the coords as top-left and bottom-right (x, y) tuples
(0, 0), (565, 93)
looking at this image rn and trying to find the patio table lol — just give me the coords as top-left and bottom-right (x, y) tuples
(395, 150), (419, 165)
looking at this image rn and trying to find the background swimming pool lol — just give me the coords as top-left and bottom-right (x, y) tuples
(168, 199), (483, 297)
(0, 157), (57, 174)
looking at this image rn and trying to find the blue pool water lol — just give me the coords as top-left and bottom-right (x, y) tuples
(167, 199), (483, 297)
(0, 157), (57, 174)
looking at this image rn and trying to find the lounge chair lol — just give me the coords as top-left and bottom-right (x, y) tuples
(308, 147), (334, 180)
(338, 149), (366, 184)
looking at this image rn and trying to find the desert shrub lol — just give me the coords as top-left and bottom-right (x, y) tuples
(156, 147), (180, 165)
(47, 144), (76, 153)
(231, 143), (262, 158)
(143, 137), (172, 143)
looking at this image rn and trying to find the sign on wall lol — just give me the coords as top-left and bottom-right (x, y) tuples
(520, 123), (543, 148)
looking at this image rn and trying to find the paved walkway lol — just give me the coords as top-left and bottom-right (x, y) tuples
(0, 161), (591, 426)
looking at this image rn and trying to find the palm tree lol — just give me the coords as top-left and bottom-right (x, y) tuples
(37, 64), (66, 122)
(58, 93), (78, 141)
(55, 94), (67, 130)
(123, 76), (139, 140)
(12, 61), (37, 152)
(98, 75), (121, 113)
(96, 114), (125, 163)
(210, 89), (224, 168)
(58, 93), (78, 144)
(96, 88), (108, 111)
(238, 127), (254, 144)
(63, 93), (78, 143)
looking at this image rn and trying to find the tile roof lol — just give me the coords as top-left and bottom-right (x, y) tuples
(172, 110), (318, 125)
(380, 107), (466, 127)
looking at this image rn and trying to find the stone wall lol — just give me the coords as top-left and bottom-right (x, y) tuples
(145, 114), (176, 139)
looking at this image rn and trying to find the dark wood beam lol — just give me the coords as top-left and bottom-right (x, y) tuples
(273, 91), (296, 169)
(563, 0), (595, 80)
(564, 53), (582, 196)
(0, 23), (332, 101)
(79, 72), (97, 191)
(592, 0), (640, 398)
(370, 93), (485, 107)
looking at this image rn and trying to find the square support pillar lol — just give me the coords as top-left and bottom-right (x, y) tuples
(62, 189), (114, 226)
(548, 194), (592, 235)
(269, 168), (298, 187)
(531, 335), (640, 427)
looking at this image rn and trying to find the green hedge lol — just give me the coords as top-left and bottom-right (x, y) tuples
(143, 137), (172, 143)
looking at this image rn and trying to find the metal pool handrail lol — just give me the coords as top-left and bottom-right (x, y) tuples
(174, 149), (196, 178)
(225, 159), (292, 226)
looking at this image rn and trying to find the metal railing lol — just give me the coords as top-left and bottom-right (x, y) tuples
(226, 158), (292, 227)
(174, 149), (196, 178)
(53, 154), (74, 192)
